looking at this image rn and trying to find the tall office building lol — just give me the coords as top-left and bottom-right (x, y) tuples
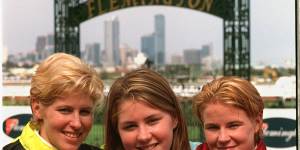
(154, 14), (165, 65)
(200, 44), (211, 58)
(84, 43), (101, 67)
(35, 34), (54, 62)
(104, 17), (120, 67)
(35, 36), (46, 61)
(141, 33), (155, 63)
(45, 34), (54, 55)
(183, 49), (202, 65)
(200, 44), (213, 71)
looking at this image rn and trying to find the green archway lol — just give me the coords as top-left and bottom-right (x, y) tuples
(54, 0), (250, 79)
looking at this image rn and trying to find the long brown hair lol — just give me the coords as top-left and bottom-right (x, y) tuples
(104, 68), (191, 150)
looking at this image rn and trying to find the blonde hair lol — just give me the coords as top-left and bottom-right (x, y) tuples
(30, 53), (103, 122)
(193, 76), (264, 143)
(104, 68), (190, 150)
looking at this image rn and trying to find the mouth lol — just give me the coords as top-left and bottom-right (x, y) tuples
(136, 143), (158, 150)
(63, 131), (82, 139)
(217, 146), (235, 150)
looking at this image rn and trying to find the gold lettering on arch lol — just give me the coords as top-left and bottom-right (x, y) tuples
(132, 0), (139, 6)
(121, 0), (139, 7)
(176, 0), (184, 7)
(147, 0), (154, 5)
(140, 0), (146, 5)
(87, 0), (95, 18)
(147, 0), (160, 5)
(199, 0), (213, 12)
(163, 0), (172, 5)
(188, 0), (201, 9)
(98, 0), (108, 15)
(87, 0), (215, 17)
(122, 0), (131, 7)
(110, 0), (119, 11)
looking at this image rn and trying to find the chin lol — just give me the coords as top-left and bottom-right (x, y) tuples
(58, 144), (80, 150)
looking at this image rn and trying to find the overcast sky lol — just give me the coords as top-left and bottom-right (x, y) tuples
(1, 0), (296, 67)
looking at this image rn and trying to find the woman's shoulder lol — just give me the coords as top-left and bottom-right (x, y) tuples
(3, 141), (102, 150)
(189, 141), (209, 150)
(189, 141), (201, 150)
(2, 139), (25, 150)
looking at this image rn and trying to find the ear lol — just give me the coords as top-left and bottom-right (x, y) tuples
(254, 112), (263, 132)
(172, 117), (178, 130)
(31, 98), (42, 121)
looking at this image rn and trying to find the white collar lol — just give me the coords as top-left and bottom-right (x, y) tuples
(34, 130), (57, 150)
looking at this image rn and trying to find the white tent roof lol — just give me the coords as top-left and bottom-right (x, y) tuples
(255, 76), (296, 99)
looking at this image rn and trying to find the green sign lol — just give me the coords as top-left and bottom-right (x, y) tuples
(263, 117), (296, 148)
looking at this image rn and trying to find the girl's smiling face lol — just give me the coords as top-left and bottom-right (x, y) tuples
(117, 100), (177, 150)
(202, 103), (260, 150)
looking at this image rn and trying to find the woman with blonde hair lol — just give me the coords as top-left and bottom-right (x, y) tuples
(104, 68), (190, 150)
(193, 76), (266, 150)
(4, 53), (104, 150)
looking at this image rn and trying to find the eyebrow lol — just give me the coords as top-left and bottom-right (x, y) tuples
(56, 105), (93, 110)
(145, 113), (161, 119)
(81, 106), (93, 109)
(204, 120), (243, 126)
(204, 123), (218, 127)
(119, 121), (135, 126)
(227, 121), (243, 124)
(119, 113), (161, 124)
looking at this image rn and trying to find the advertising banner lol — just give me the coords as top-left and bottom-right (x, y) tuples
(263, 109), (296, 150)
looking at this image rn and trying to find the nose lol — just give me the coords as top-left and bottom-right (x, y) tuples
(70, 112), (82, 129)
(217, 129), (230, 144)
(136, 126), (152, 143)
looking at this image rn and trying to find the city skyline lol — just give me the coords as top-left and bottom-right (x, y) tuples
(1, 0), (296, 67)
(81, 7), (224, 64)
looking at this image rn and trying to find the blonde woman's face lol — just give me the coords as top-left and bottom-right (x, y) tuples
(202, 103), (260, 150)
(117, 100), (177, 150)
(33, 93), (94, 150)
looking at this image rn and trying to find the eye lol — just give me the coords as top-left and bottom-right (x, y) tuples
(147, 118), (160, 125)
(122, 124), (137, 131)
(228, 123), (240, 129)
(58, 108), (72, 114)
(205, 125), (219, 131)
(80, 109), (92, 116)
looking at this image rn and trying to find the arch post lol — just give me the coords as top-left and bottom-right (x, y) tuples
(54, 0), (83, 57)
(223, 0), (250, 80)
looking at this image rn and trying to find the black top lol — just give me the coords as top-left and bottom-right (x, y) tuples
(3, 140), (101, 150)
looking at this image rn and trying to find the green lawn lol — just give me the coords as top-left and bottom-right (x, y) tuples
(84, 124), (104, 147)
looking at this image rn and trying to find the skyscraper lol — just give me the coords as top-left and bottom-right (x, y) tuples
(45, 34), (54, 54)
(183, 49), (202, 65)
(35, 34), (54, 62)
(141, 33), (155, 63)
(84, 43), (101, 67)
(35, 36), (46, 61)
(200, 44), (213, 71)
(154, 14), (165, 65)
(104, 16), (120, 67)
